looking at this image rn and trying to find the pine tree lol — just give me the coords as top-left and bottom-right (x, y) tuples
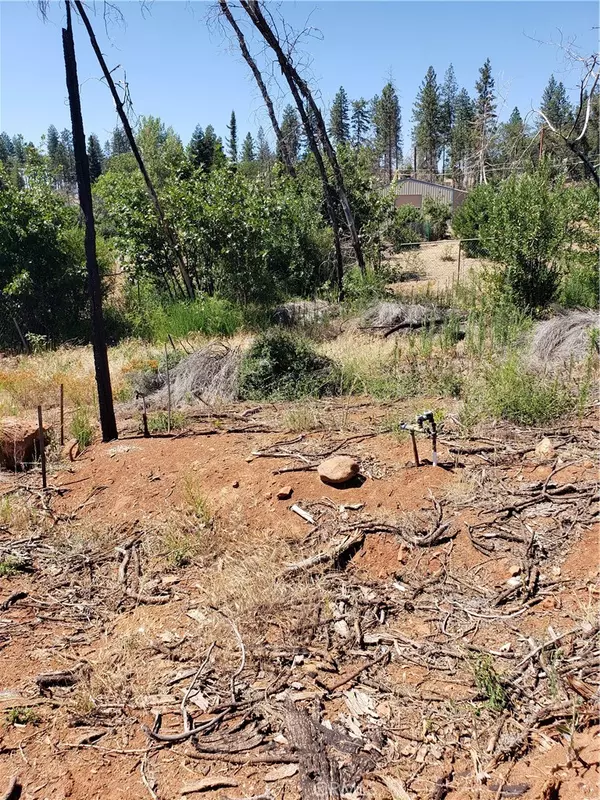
(474, 58), (497, 183)
(110, 125), (131, 156)
(279, 105), (301, 163)
(372, 81), (402, 183)
(256, 126), (272, 164)
(47, 125), (60, 163)
(0, 132), (14, 164)
(413, 66), (442, 179)
(87, 134), (104, 182)
(227, 110), (238, 162)
(496, 107), (532, 177)
(12, 135), (26, 165)
(441, 64), (458, 177)
(329, 86), (350, 146)
(450, 88), (475, 188)
(350, 98), (371, 148)
(541, 75), (573, 132)
(241, 132), (255, 162)
(188, 124), (225, 171)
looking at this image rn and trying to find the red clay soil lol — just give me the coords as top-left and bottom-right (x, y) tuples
(0, 414), (597, 800)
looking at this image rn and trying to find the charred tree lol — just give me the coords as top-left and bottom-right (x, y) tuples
(218, 0), (296, 178)
(62, 0), (117, 442)
(73, 0), (195, 298)
(241, 0), (366, 275)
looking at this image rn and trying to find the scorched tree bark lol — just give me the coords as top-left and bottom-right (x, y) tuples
(62, 0), (118, 442)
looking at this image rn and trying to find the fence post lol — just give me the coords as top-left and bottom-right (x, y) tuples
(60, 384), (65, 447)
(165, 343), (172, 435)
(37, 405), (47, 490)
(457, 240), (462, 284)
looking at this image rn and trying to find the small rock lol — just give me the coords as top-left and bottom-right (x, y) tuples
(231, 480), (239, 488)
(508, 564), (521, 576)
(264, 492), (272, 500)
(245, 456), (254, 463)
(277, 485), (293, 500)
(551, 566), (561, 577)
(334, 619), (350, 639)
(506, 576), (522, 588)
(317, 455), (360, 485)
(535, 437), (556, 459)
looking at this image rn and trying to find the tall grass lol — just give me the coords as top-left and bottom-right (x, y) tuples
(141, 297), (244, 342)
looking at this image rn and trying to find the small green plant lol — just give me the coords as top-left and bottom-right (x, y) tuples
(182, 475), (212, 525)
(146, 410), (186, 434)
(473, 655), (508, 712)
(463, 356), (573, 427)
(70, 406), (94, 449)
(6, 706), (40, 726)
(0, 556), (29, 577)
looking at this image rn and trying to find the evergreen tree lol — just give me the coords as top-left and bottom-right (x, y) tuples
(87, 134), (104, 183)
(256, 126), (272, 164)
(541, 75), (573, 132)
(12, 134), (26, 165)
(279, 105), (301, 164)
(496, 107), (531, 178)
(441, 64), (458, 176)
(227, 110), (238, 162)
(450, 88), (475, 188)
(350, 98), (371, 147)
(188, 124), (225, 171)
(241, 132), (256, 162)
(0, 132), (14, 164)
(47, 125), (60, 163)
(110, 125), (131, 156)
(474, 58), (497, 183)
(329, 86), (350, 146)
(413, 66), (442, 179)
(372, 81), (402, 182)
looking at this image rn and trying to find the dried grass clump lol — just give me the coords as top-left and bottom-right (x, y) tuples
(527, 310), (598, 369)
(149, 342), (244, 408)
(362, 302), (446, 330)
(273, 299), (334, 326)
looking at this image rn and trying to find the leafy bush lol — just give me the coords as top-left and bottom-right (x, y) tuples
(421, 197), (451, 240)
(390, 205), (423, 250)
(342, 266), (390, 304)
(481, 170), (565, 310)
(239, 329), (339, 400)
(452, 183), (495, 257)
(0, 166), (111, 348)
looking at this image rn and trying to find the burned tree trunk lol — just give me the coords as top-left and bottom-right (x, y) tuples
(74, 0), (195, 299)
(218, 0), (296, 178)
(241, 0), (366, 275)
(62, 0), (117, 443)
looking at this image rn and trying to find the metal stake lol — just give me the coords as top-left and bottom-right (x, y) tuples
(37, 405), (47, 489)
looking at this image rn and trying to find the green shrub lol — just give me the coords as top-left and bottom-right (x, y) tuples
(452, 183), (495, 257)
(0, 556), (29, 577)
(422, 197), (451, 240)
(239, 329), (340, 400)
(6, 706), (40, 726)
(70, 406), (94, 449)
(342, 266), (390, 304)
(561, 263), (600, 309)
(390, 205), (423, 250)
(463, 356), (573, 426)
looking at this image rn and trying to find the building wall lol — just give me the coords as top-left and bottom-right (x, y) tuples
(395, 195), (422, 208)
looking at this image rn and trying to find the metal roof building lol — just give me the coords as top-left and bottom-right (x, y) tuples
(384, 178), (468, 212)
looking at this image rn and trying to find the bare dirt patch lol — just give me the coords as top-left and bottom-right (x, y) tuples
(0, 401), (597, 800)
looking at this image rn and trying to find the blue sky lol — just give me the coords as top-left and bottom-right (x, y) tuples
(1, 1), (597, 150)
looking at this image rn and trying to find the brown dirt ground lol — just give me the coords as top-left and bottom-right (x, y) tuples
(0, 401), (597, 800)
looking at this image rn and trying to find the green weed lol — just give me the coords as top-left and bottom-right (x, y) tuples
(182, 475), (212, 525)
(6, 706), (40, 726)
(70, 406), (94, 449)
(0, 556), (29, 577)
(473, 655), (508, 712)
(463, 356), (573, 427)
(146, 410), (186, 434)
